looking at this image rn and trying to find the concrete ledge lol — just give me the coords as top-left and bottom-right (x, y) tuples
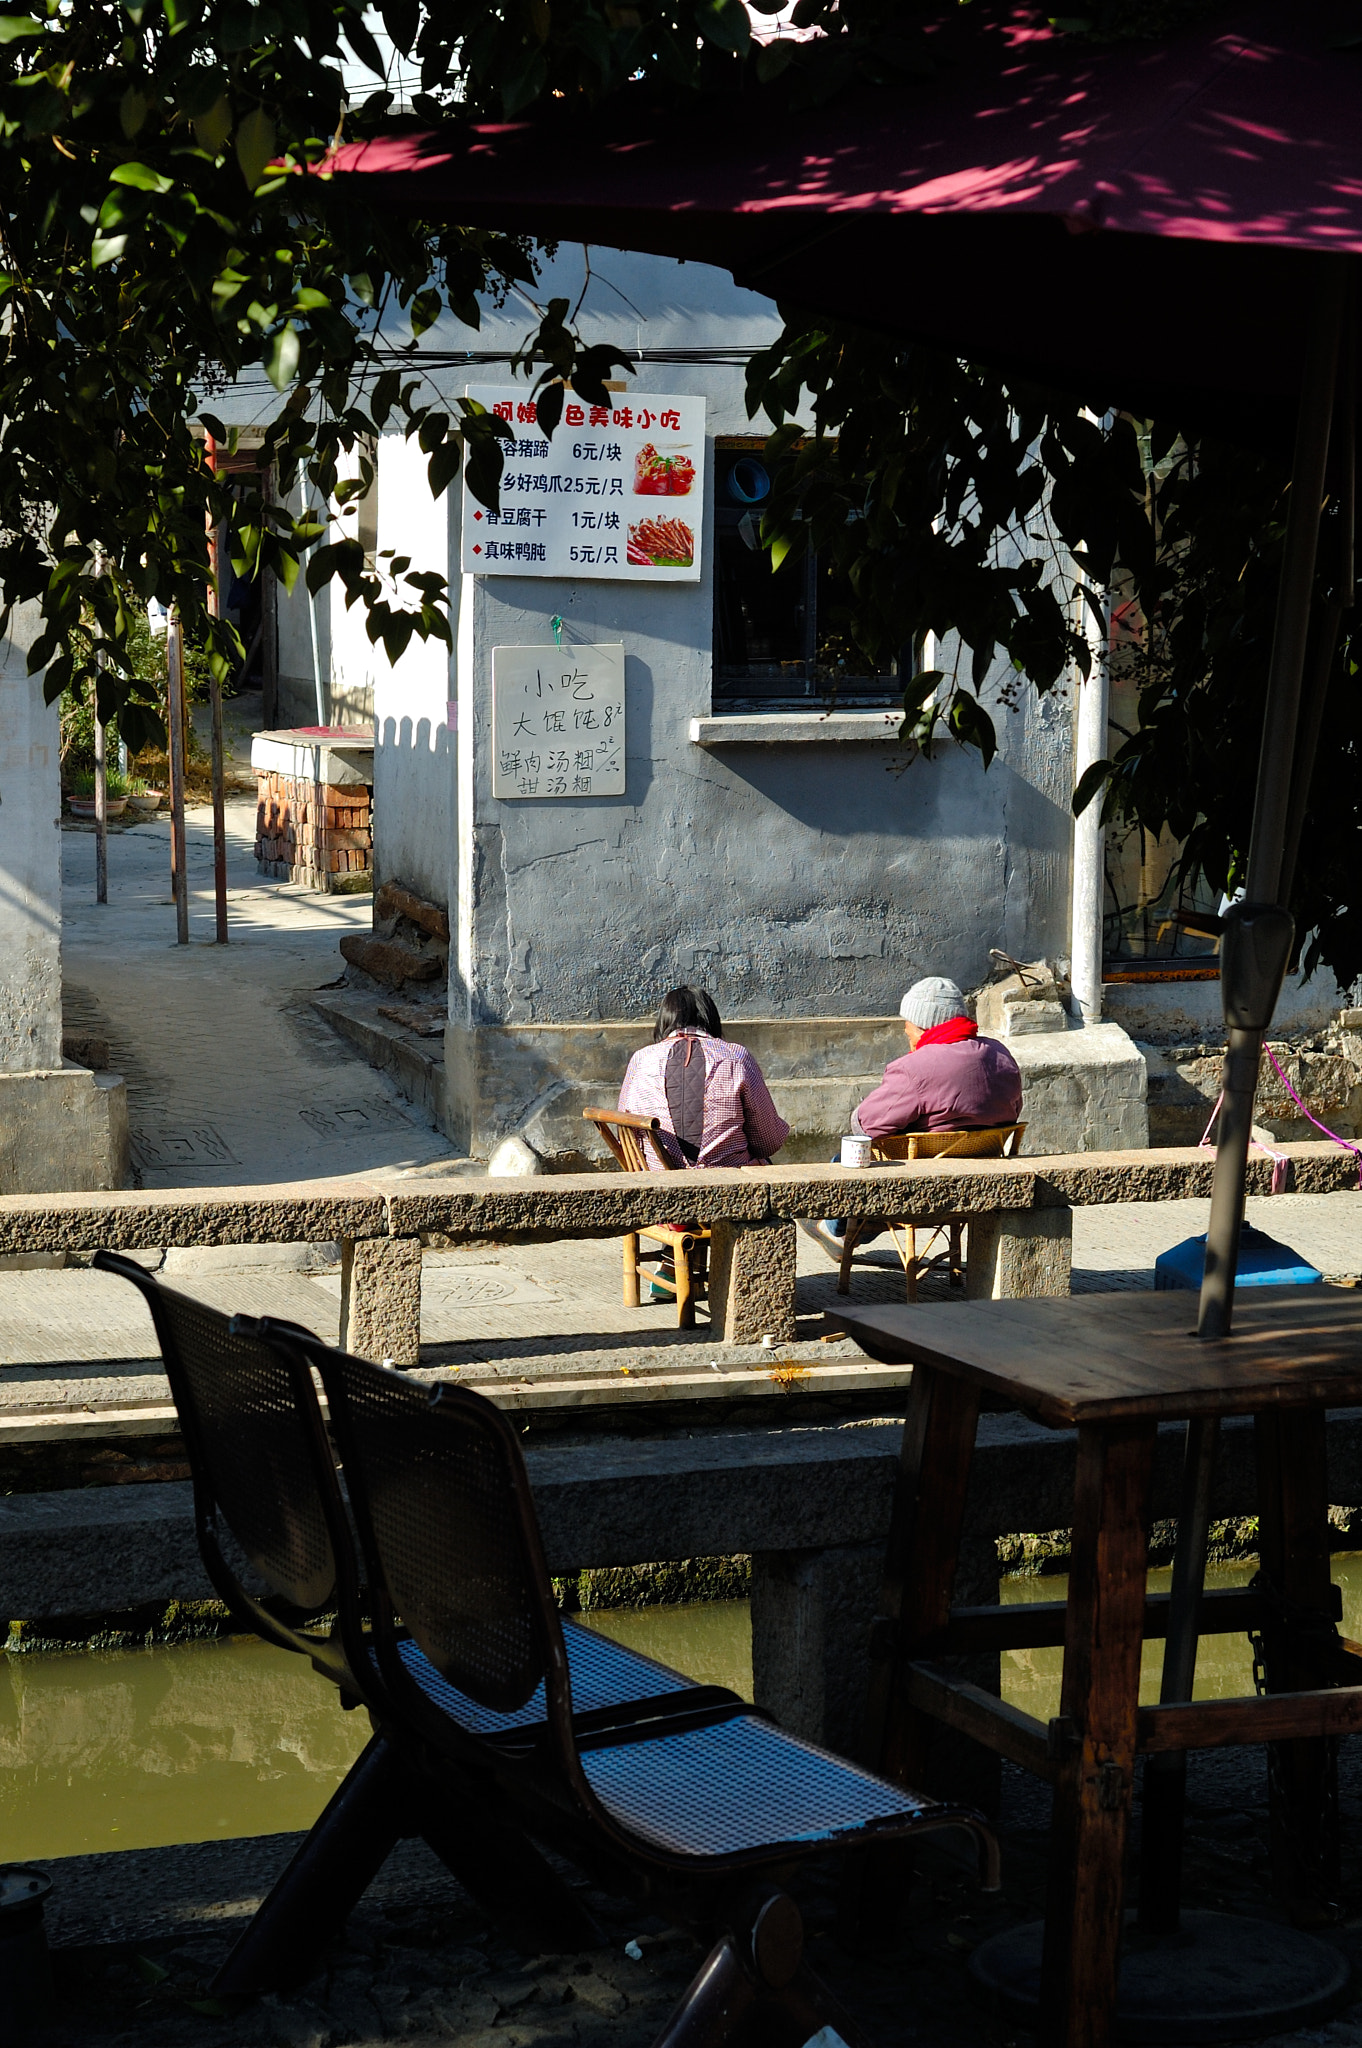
(8, 1408), (1362, 1620)
(688, 713), (906, 745)
(0, 1067), (130, 1194)
(313, 991), (445, 1121)
(0, 1181), (389, 1254)
(0, 1145), (1354, 1256)
(1008, 1022), (1148, 1155)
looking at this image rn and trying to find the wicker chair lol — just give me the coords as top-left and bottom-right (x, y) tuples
(582, 1105), (709, 1326)
(837, 1123), (1027, 1299)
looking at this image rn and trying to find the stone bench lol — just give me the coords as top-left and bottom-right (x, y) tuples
(7, 1404), (1362, 1762)
(0, 1144), (1353, 1365)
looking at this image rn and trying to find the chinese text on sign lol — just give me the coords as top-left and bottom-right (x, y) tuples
(492, 645), (625, 800)
(462, 388), (705, 583)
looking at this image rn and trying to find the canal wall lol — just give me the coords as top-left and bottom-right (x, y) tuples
(8, 1408), (1362, 1765)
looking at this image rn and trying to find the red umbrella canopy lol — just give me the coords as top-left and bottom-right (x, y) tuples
(330, 2), (1362, 421)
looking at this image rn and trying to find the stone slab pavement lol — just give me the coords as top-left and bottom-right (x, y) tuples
(61, 790), (460, 1188)
(28, 1748), (1362, 2048)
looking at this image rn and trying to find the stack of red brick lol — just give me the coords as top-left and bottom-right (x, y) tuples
(255, 771), (372, 890)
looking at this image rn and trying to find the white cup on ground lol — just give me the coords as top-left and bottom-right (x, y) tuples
(840, 1134), (872, 1169)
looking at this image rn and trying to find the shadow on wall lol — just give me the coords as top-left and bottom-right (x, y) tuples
(275, 673), (374, 728)
(621, 654), (655, 812)
(716, 739), (1071, 854)
(376, 715), (453, 915)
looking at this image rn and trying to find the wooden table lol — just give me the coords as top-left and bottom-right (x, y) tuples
(828, 1287), (1362, 2048)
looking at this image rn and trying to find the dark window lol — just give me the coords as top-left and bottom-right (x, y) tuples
(712, 441), (903, 711)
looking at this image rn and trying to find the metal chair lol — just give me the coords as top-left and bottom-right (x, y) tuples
(582, 1105), (710, 1325)
(91, 1251), (736, 1993)
(836, 1123), (1027, 1299)
(260, 1319), (1000, 2048)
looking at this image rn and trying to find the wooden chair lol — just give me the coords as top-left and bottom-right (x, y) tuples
(582, 1106), (709, 1327)
(837, 1123), (1027, 1299)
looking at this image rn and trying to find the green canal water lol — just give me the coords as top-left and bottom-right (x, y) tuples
(0, 1602), (754, 1862)
(4, 1562), (1358, 1863)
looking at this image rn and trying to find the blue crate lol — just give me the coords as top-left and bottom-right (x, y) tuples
(1154, 1221), (1323, 1292)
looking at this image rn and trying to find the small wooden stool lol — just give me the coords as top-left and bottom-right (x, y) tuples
(830, 1287), (1362, 2048)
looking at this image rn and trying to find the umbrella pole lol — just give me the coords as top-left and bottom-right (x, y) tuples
(1196, 258), (1348, 1343)
(1133, 257), (1353, 1950)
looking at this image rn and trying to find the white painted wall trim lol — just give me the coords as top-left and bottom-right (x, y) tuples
(689, 712), (906, 745)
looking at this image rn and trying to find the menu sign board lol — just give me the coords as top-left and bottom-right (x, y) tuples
(491, 644), (625, 800)
(462, 388), (705, 582)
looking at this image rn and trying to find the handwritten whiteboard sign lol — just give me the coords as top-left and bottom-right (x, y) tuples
(491, 645), (625, 800)
(462, 387), (705, 582)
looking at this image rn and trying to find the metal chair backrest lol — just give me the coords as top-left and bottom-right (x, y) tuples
(305, 1340), (570, 1725)
(92, 1252), (343, 1647)
(582, 1106), (671, 1174)
(870, 1121), (1026, 1162)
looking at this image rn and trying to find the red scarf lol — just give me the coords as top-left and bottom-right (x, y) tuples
(914, 1016), (978, 1050)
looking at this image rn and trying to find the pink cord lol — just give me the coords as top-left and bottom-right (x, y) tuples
(1198, 1083), (1292, 1194)
(1262, 1043), (1362, 1189)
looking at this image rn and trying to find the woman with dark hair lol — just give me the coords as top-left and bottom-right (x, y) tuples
(618, 985), (790, 1170)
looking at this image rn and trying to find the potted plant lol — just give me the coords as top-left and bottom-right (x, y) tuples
(125, 777), (165, 817)
(66, 768), (128, 818)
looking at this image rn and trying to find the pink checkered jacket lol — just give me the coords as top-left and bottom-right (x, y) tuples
(617, 1030), (791, 1170)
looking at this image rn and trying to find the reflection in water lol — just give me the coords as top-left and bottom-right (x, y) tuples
(1000, 1552), (1362, 1721)
(578, 1600), (753, 1697)
(1, 1604), (755, 1862)
(0, 1636), (369, 1860)
(17, 1554), (1359, 1864)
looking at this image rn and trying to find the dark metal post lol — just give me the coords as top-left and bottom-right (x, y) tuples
(1138, 1415), (1220, 1930)
(167, 607), (189, 945)
(1197, 257), (1348, 1341)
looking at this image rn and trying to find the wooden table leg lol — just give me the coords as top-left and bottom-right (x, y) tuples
(843, 1363), (982, 1944)
(1039, 1420), (1158, 2048)
(871, 1362), (983, 1787)
(1255, 1407), (1340, 1914)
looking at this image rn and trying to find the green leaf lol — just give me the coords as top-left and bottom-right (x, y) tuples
(1072, 756), (1113, 817)
(378, 0), (416, 52)
(91, 235), (128, 268)
(409, 286), (440, 338)
(697, 0), (751, 53)
(110, 161), (173, 193)
(119, 88), (149, 139)
(0, 15), (44, 42)
(134, 1957), (170, 1987)
(192, 93), (232, 155)
(343, 12), (387, 76)
(235, 106), (276, 190)
(536, 380), (564, 439)
(263, 322), (300, 391)
(427, 438), (461, 500)
(947, 690), (997, 769)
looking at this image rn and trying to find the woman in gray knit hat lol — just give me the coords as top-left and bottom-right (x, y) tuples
(802, 975), (1022, 1261)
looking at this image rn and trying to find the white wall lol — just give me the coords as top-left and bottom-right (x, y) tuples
(0, 604), (62, 1070)
(370, 434), (454, 908)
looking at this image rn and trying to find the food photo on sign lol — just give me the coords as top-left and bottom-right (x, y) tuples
(461, 388), (705, 582)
